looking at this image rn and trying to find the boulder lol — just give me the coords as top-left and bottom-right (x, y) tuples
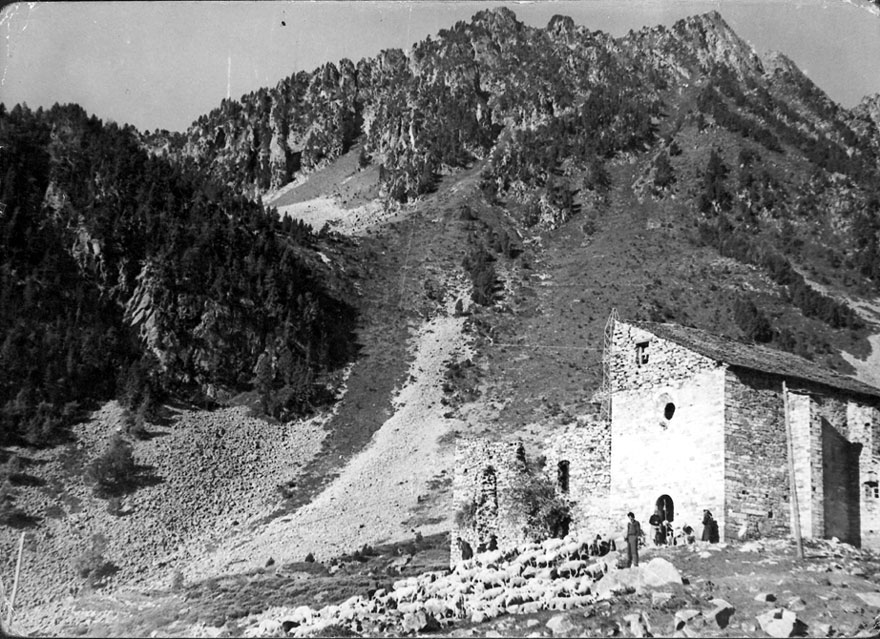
(243, 619), (281, 637)
(290, 606), (314, 625)
(674, 608), (701, 631)
(706, 598), (735, 629)
(756, 608), (807, 638)
(594, 568), (641, 600)
(857, 592), (880, 608)
(786, 596), (807, 612)
(623, 612), (650, 637)
(754, 592), (777, 603)
(642, 558), (683, 587)
(546, 613), (578, 636)
(652, 591), (672, 606)
(402, 610), (439, 633)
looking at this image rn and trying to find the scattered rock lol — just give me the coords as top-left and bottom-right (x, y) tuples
(641, 558), (683, 588)
(857, 592), (880, 608)
(754, 592), (777, 603)
(756, 608), (807, 638)
(674, 608), (702, 632)
(402, 610), (439, 633)
(706, 598), (735, 629)
(623, 612), (650, 637)
(786, 596), (806, 612)
(546, 613), (578, 636)
(652, 591), (673, 607)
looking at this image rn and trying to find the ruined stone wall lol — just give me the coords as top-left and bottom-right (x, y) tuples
(450, 439), (530, 565)
(610, 363), (727, 545)
(724, 369), (791, 541)
(610, 323), (722, 393)
(544, 419), (613, 538)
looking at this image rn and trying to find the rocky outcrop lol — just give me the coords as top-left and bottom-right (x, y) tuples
(152, 7), (872, 207)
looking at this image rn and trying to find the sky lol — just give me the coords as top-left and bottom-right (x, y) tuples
(1, 0), (879, 133)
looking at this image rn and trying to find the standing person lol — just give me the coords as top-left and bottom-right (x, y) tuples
(625, 512), (642, 568)
(649, 509), (663, 546)
(702, 510), (718, 543)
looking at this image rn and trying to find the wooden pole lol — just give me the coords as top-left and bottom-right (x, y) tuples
(783, 381), (805, 560)
(6, 531), (24, 628)
(0, 575), (7, 634)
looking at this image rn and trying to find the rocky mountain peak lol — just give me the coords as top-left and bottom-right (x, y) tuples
(667, 10), (764, 78)
(762, 50), (804, 80)
(547, 14), (577, 38)
(854, 92), (880, 128)
(470, 6), (523, 33)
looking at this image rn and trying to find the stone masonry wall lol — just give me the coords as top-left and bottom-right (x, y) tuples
(790, 391), (821, 538)
(724, 369), (791, 541)
(610, 323), (722, 394)
(451, 439), (530, 565)
(544, 419), (613, 538)
(610, 365), (727, 545)
(848, 403), (880, 548)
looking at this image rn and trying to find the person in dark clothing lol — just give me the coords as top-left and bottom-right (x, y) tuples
(649, 509), (663, 545)
(625, 512), (642, 568)
(702, 510), (719, 543)
(457, 537), (473, 560)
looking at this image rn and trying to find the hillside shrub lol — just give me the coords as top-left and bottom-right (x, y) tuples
(74, 533), (119, 589)
(511, 472), (572, 542)
(733, 297), (774, 343)
(0, 480), (29, 528)
(462, 244), (498, 306)
(653, 151), (675, 191)
(86, 434), (137, 497)
(454, 498), (479, 530)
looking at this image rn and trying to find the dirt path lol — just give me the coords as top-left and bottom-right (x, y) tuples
(189, 313), (471, 580)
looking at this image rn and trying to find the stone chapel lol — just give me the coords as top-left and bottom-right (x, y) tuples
(451, 319), (880, 563)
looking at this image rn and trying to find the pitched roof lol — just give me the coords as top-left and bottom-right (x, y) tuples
(633, 321), (880, 401)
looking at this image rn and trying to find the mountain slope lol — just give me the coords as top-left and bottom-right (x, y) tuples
(0, 104), (359, 446)
(4, 8), (880, 635)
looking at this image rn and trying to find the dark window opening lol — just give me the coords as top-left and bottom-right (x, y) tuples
(557, 460), (570, 493)
(635, 341), (650, 367)
(664, 402), (676, 420)
(865, 481), (879, 499)
(516, 444), (527, 465)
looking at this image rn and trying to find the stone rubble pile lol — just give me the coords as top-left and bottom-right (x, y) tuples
(3, 402), (330, 612)
(237, 535), (683, 637)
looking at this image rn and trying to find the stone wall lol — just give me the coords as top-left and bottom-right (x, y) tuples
(544, 419), (612, 537)
(610, 363), (727, 545)
(848, 402), (880, 547)
(725, 369), (877, 546)
(724, 369), (791, 541)
(610, 323), (722, 394)
(450, 439), (530, 565)
(790, 390), (822, 538)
